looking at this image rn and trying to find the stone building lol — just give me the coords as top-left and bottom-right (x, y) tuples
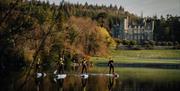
(111, 21), (124, 39)
(112, 16), (154, 43)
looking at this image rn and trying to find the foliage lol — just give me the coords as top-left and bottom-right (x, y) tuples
(122, 40), (130, 45)
(153, 15), (180, 42)
(97, 27), (116, 47)
(129, 40), (137, 46)
(0, 0), (179, 72)
(66, 16), (112, 56)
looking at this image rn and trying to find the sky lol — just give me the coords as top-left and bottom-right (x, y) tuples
(40, 0), (180, 17)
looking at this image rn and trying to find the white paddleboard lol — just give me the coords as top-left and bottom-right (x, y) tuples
(54, 70), (66, 78)
(89, 73), (119, 78)
(53, 74), (67, 82)
(53, 70), (67, 81)
(81, 74), (89, 79)
(36, 72), (46, 78)
(105, 73), (119, 78)
(55, 74), (67, 79)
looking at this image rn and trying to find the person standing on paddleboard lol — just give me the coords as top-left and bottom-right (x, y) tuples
(36, 58), (41, 73)
(81, 57), (88, 74)
(57, 55), (65, 74)
(108, 58), (114, 74)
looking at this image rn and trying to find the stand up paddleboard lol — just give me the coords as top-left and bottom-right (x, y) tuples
(36, 72), (47, 78)
(54, 74), (67, 79)
(53, 70), (67, 82)
(90, 73), (119, 78)
(80, 74), (89, 79)
(105, 73), (119, 78)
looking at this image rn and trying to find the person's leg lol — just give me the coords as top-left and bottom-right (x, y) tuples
(85, 66), (87, 73)
(60, 65), (63, 74)
(62, 65), (64, 74)
(58, 67), (60, 74)
(109, 67), (111, 74)
(37, 65), (41, 73)
(59, 66), (62, 74)
(112, 66), (114, 73)
(82, 66), (84, 74)
(36, 67), (39, 73)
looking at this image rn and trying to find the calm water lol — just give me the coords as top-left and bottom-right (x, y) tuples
(1, 67), (180, 91)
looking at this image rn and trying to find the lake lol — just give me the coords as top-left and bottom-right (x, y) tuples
(1, 66), (180, 91)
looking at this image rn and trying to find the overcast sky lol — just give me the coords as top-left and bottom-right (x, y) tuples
(40, 0), (180, 17)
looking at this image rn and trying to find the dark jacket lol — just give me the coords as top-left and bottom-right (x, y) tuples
(108, 60), (114, 67)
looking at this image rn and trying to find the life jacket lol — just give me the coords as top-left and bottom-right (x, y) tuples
(36, 63), (41, 69)
(60, 60), (64, 65)
(82, 60), (87, 66)
(59, 57), (64, 65)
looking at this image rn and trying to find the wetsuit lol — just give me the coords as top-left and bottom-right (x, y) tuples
(57, 58), (64, 74)
(81, 59), (87, 74)
(108, 60), (114, 74)
(36, 61), (41, 73)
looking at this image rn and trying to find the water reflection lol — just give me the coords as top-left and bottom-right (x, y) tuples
(54, 79), (64, 91)
(108, 77), (115, 91)
(81, 78), (87, 91)
(1, 68), (180, 91)
(35, 77), (44, 91)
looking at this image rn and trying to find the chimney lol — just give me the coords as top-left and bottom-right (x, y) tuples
(124, 16), (129, 31)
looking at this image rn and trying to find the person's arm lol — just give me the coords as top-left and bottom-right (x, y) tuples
(81, 60), (83, 65)
(85, 60), (88, 66)
(112, 60), (114, 66)
(56, 61), (59, 67)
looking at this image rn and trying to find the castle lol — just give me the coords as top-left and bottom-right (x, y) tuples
(111, 16), (154, 43)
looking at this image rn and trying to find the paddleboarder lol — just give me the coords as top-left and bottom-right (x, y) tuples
(81, 57), (88, 74)
(57, 56), (65, 74)
(36, 58), (41, 73)
(108, 58), (114, 74)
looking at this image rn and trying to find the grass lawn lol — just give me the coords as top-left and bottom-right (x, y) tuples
(90, 50), (180, 64)
(89, 50), (180, 81)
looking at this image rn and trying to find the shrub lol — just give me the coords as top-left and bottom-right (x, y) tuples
(129, 40), (137, 46)
(174, 41), (179, 46)
(122, 40), (130, 45)
(142, 40), (154, 49)
(149, 40), (155, 46)
(161, 41), (168, 46)
(174, 45), (180, 49)
(156, 42), (162, 46)
(167, 41), (173, 46)
(143, 41), (149, 45)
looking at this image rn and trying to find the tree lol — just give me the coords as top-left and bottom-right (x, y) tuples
(67, 25), (79, 45)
